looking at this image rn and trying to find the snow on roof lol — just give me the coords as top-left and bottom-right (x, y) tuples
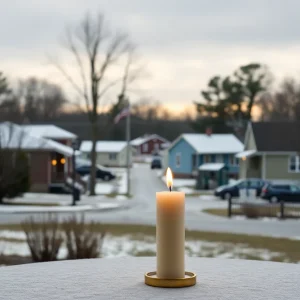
(199, 163), (225, 171)
(0, 122), (75, 157)
(21, 125), (77, 140)
(179, 134), (244, 154)
(131, 134), (169, 146)
(80, 141), (127, 153)
(235, 150), (257, 158)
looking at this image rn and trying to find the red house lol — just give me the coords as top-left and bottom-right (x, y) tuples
(131, 134), (170, 155)
(1, 122), (80, 193)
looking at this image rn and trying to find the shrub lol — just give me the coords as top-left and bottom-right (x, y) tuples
(62, 215), (105, 259)
(22, 214), (63, 262)
(241, 203), (277, 219)
(0, 150), (30, 202)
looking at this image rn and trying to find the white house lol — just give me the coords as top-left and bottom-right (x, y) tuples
(80, 141), (132, 167)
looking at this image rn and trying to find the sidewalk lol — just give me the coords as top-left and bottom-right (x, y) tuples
(0, 193), (129, 214)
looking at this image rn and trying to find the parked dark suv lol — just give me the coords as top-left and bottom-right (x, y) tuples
(151, 158), (162, 169)
(214, 178), (268, 200)
(76, 165), (116, 181)
(261, 183), (300, 203)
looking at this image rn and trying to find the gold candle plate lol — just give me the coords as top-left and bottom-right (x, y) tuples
(144, 271), (196, 288)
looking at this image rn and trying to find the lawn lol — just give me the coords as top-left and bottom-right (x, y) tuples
(0, 223), (300, 264)
(203, 206), (300, 218)
(1, 201), (59, 207)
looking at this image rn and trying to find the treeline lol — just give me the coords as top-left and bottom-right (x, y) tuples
(1, 63), (300, 142)
(0, 72), (194, 141)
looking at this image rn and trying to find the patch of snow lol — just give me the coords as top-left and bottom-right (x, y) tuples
(156, 170), (163, 177)
(109, 168), (127, 194)
(0, 241), (30, 256)
(162, 176), (195, 188)
(0, 233), (288, 263)
(0, 231), (26, 240)
(115, 195), (127, 201)
(0, 202), (123, 214)
(80, 141), (127, 153)
(95, 183), (114, 194)
(94, 203), (120, 210)
(177, 187), (195, 194)
(199, 195), (215, 201)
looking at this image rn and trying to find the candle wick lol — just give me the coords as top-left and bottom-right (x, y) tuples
(169, 186), (172, 192)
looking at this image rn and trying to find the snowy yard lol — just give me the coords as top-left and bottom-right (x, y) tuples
(0, 230), (298, 265)
(161, 175), (214, 195)
(95, 168), (127, 195)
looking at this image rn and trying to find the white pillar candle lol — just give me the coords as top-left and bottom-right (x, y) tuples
(156, 168), (185, 279)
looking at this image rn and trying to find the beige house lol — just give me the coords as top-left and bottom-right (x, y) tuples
(236, 122), (300, 184)
(80, 141), (132, 167)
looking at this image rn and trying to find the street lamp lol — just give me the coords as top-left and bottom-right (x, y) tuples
(72, 139), (80, 206)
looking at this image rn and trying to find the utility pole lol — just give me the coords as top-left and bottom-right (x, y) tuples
(126, 99), (131, 196)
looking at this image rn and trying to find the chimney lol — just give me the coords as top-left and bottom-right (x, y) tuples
(206, 127), (212, 136)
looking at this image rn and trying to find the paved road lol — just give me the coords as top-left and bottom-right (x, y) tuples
(0, 164), (300, 238)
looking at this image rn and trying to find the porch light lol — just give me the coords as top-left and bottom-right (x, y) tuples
(51, 159), (57, 166)
(242, 156), (246, 161)
(60, 158), (66, 164)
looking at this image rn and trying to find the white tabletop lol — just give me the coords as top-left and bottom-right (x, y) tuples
(1, 257), (299, 300)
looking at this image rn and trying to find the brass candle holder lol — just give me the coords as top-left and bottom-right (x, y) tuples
(144, 271), (196, 288)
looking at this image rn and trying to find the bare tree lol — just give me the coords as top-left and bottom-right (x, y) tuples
(52, 13), (134, 195)
(258, 77), (300, 121)
(19, 78), (67, 122)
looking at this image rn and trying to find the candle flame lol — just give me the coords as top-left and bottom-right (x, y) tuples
(166, 167), (173, 190)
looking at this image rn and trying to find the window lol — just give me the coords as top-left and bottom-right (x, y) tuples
(109, 153), (117, 160)
(176, 153), (181, 168)
(229, 155), (237, 165)
(289, 155), (300, 172)
(203, 155), (211, 163)
(290, 185), (300, 192)
(216, 155), (223, 163)
(192, 154), (197, 169)
(143, 143), (148, 152)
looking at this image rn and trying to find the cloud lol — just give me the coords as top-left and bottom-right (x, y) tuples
(1, 0), (300, 109)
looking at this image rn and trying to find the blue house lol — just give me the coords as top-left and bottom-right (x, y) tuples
(168, 133), (244, 182)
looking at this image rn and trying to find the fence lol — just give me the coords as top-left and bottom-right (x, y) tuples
(228, 198), (300, 219)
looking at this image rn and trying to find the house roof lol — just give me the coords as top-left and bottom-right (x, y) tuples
(21, 125), (77, 140)
(236, 150), (256, 158)
(175, 134), (243, 154)
(0, 122), (75, 157)
(251, 122), (300, 152)
(80, 141), (127, 153)
(131, 134), (169, 146)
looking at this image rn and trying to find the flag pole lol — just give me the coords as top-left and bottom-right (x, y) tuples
(126, 101), (131, 196)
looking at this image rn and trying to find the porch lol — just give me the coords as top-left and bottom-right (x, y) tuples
(236, 151), (264, 179)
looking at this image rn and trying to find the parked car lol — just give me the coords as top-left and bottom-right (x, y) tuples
(76, 164), (116, 181)
(214, 178), (268, 200)
(151, 157), (162, 169)
(261, 183), (300, 203)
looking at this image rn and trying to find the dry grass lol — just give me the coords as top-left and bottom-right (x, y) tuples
(22, 214), (63, 262)
(1, 222), (299, 263)
(204, 206), (300, 219)
(62, 215), (105, 259)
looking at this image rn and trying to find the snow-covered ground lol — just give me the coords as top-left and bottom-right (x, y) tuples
(0, 203), (122, 214)
(133, 155), (152, 163)
(0, 231), (297, 264)
(162, 176), (196, 188)
(95, 168), (127, 195)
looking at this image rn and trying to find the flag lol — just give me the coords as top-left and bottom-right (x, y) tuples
(114, 106), (130, 124)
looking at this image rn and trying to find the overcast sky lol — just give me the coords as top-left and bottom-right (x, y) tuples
(1, 0), (300, 113)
